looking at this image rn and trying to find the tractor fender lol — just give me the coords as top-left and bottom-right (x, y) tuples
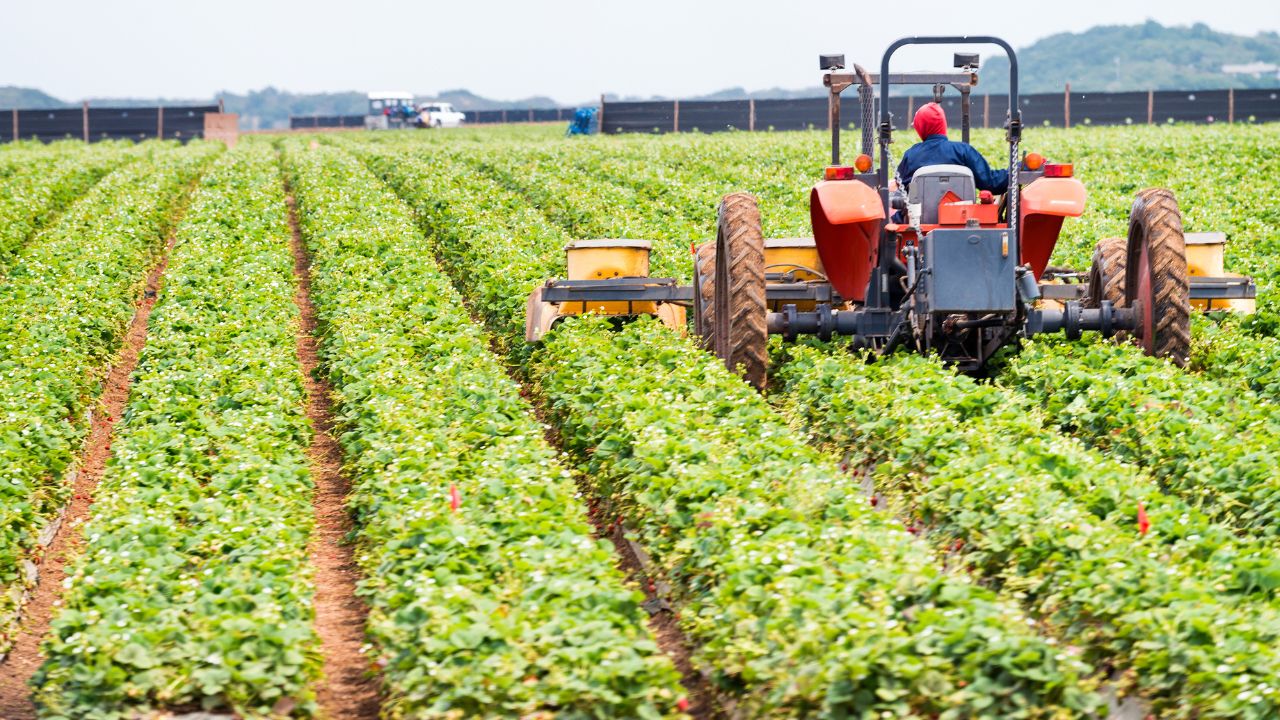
(1020, 177), (1087, 279)
(810, 180), (884, 301)
(1020, 177), (1086, 217)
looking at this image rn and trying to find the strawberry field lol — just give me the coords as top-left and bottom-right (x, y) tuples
(0, 121), (1278, 719)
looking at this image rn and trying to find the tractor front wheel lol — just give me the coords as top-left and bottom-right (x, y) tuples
(1125, 188), (1191, 366)
(692, 240), (716, 349)
(712, 193), (767, 389)
(1084, 236), (1127, 309)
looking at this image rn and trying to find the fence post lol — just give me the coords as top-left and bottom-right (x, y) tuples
(748, 98), (755, 131)
(599, 94), (605, 133)
(907, 95), (915, 122)
(501, 109), (508, 123)
(1064, 83), (1070, 129)
(1147, 90), (1154, 124)
(983, 94), (990, 128)
(158, 106), (165, 139)
(11, 108), (16, 141)
(1228, 88), (1235, 124)
(528, 108), (534, 123)
(673, 99), (680, 133)
(82, 101), (89, 142)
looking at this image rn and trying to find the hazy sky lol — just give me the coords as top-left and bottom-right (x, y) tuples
(4, 0), (1278, 103)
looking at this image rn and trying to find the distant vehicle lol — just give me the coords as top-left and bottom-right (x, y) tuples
(416, 102), (466, 128)
(365, 91), (417, 130)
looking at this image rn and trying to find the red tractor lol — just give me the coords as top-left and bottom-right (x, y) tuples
(527, 36), (1254, 388)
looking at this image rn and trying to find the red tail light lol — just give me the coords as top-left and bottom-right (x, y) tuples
(1043, 163), (1074, 178)
(824, 165), (856, 181)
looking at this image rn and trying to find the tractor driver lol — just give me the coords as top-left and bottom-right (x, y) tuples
(896, 102), (1008, 194)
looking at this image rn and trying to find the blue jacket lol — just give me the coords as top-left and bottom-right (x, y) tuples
(897, 135), (1010, 193)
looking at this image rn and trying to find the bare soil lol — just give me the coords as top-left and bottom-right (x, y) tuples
(0, 236), (178, 720)
(285, 193), (381, 719)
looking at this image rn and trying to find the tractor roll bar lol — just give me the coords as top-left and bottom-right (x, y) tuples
(878, 37), (1021, 255)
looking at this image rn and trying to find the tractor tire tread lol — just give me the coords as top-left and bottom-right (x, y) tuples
(1127, 188), (1191, 365)
(715, 192), (767, 389)
(1086, 236), (1127, 308)
(693, 240), (716, 349)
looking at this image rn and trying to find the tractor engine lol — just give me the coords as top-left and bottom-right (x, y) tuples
(907, 224), (1020, 366)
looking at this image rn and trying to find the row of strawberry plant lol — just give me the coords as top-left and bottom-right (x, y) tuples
(999, 338), (1280, 540)
(1191, 314), (1280, 396)
(281, 141), (687, 719)
(0, 141), (220, 658)
(352, 143), (1099, 717)
(0, 141), (134, 263)
(461, 144), (700, 279)
(348, 143), (566, 357)
(0, 139), (95, 174)
(774, 343), (1280, 717)
(34, 144), (322, 717)
(578, 132), (819, 239)
(531, 318), (1095, 717)
(376, 130), (817, 256)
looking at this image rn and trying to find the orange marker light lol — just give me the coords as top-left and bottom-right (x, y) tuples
(854, 154), (873, 173)
(824, 165), (856, 181)
(1043, 163), (1074, 178)
(1024, 152), (1045, 171)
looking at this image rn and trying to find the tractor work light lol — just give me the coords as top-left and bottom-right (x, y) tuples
(1043, 163), (1074, 178)
(820, 53), (846, 70)
(824, 165), (857, 181)
(854, 154), (873, 173)
(1024, 152), (1045, 171)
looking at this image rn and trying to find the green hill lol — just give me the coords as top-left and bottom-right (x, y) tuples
(0, 86), (67, 109)
(980, 21), (1280, 93)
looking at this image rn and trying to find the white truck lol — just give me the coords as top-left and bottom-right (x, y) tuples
(416, 102), (466, 128)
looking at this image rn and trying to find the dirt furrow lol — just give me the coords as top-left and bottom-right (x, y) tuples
(0, 236), (177, 720)
(604, 519), (721, 719)
(285, 193), (381, 719)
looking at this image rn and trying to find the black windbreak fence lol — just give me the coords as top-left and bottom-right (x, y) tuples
(289, 114), (365, 129)
(1, 105), (219, 143)
(599, 88), (1280, 134)
(277, 89), (1280, 134)
(461, 107), (573, 124)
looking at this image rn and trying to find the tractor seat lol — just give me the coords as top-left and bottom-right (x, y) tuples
(908, 165), (976, 224)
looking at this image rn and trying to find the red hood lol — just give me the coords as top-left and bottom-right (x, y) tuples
(913, 102), (947, 140)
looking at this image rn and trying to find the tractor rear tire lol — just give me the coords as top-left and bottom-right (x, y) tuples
(692, 240), (716, 350)
(712, 193), (767, 389)
(1125, 188), (1191, 366)
(1084, 236), (1127, 308)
